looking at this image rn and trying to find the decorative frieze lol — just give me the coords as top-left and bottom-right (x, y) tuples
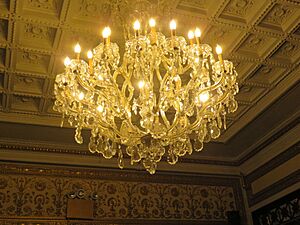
(0, 163), (245, 223)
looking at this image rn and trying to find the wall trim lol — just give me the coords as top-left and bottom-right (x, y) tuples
(0, 218), (228, 225)
(244, 143), (300, 206)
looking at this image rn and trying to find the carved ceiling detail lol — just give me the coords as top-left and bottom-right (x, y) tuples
(264, 4), (293, 25)
(223, 0), (254, 16)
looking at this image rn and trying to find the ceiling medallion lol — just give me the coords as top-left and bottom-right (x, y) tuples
(54, 19), (239, 174)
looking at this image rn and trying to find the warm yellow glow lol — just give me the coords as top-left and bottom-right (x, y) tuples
(87, 50), (93, 59)
(149, 18), (156, 27)
(133, 20), (141, 30)
(188, 30), (195, 39)
(78, 92), (84, 100)
(199, 92), (209, 103)
(74, 43), (81, 53)
(102, 27), (111, 38)
(195, 28), (201, 38)
(97, 105), (104, 112)
(216, 44), (222, 54)
(54, 19), (239, 175)
(64, 57), (71, 66)
(138, 80), (145, 89)
(169, 20), (176, 30)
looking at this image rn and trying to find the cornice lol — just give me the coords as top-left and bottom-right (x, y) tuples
(236, 116), (300, 165)
(245, 142), (300, 183)
(0, 115), (298, 168)
(244, 142), (300, 206)
(0, 161), (242, 186)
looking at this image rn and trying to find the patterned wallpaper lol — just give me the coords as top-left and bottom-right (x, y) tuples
(0, 163), (245, 224)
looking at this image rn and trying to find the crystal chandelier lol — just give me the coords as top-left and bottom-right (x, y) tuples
(54, 19), (239, 174)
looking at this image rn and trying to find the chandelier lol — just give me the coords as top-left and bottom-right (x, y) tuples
(54, 19), (239, 174)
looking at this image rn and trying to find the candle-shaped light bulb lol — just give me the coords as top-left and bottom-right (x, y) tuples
(188, 30), (194, 39)
(74, 43), (81, 53)
(87, 50), (93, 73)
(149, 18), (156, 27)
(170, 20), (176, 39)
(102, 27), (111, 38)
(216, 44), (222, 55)
(170, 20), (176, 30)
(170, 20), (177, 30)
(195, 28), (201, 38)
(195, 27), (201, 46)
(64, 57), (71, 67)
(188, 30), (194, 45)
(74, 43), (81, 60)
(87, 50), (93, 59)
(133, 20), (141, 30)
(133, 20), (140, 37)
(216, 44), (223, 66)
(149, 18), (157, 44)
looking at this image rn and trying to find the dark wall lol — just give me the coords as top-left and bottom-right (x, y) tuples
(252, 189), (300, 225)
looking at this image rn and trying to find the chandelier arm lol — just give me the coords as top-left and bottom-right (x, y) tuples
(197, 73), (225, 93)
(74, 79), (124, 120)
(113, 68), (134, 104)
(190, 91), (231, 131)
(161, 55), (172, 70)
(166, 112), (180, 133)
(160, 109), (171, 128)
(69, 70), (139, 138)
(160, 74), (234, 139)
(120, 66), (135, 102)
(182, 64), (191, 74)
(114, 66), (152, 138)
(156, 71), (173, 128)
(65, 99), (114, 132)
(155, 68), (162, 82)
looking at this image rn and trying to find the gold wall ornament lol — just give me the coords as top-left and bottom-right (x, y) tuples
(0, 163), (244, 222)
(53, 19), (239, 174)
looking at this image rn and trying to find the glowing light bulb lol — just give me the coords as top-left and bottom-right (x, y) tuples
(199, 92), (209, 103)
(149, 18), (156, 27)
(188, 30), (195, 39)
(97, 105), (104, 112)
(195, 27), (201, 38)
(78, 92), (84, 100)
(133, 20), (141, 30)
(102, 27), (111, 38)
(74, 43), (81, 53)
(64, 57), (71, 66)
(138, 80), (145, 89)
(87, 50), (93, 59)
(170, 20), (176, 30)
(216, 44), (222, 54)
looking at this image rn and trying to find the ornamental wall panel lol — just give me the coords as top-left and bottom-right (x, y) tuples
(0, 163), (246, 224)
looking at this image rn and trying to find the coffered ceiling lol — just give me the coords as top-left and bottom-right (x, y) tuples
(0, 0), (299, 171)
